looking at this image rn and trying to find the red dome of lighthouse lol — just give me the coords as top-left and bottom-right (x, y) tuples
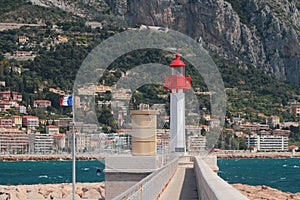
(170, 53), (186, 67)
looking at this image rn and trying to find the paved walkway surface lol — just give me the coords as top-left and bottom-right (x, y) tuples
(159, 161), (198, 200)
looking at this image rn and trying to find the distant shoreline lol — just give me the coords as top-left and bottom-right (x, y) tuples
(0, 154), (104, 161)
(0, 152), (299, 161)
(214, 151), (300, 159)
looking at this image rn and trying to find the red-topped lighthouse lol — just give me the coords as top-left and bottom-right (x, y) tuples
(164, 53), (191, 153)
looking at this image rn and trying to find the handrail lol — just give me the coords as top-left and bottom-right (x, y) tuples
(113, 155), (179, 200)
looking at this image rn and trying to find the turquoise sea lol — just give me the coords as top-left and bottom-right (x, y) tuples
(1, 158), (299, 194)
(0, 160), (105, 185)
(218, 158), (300, 193)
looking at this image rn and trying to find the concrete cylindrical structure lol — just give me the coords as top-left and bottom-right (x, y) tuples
(130, 110), (159, 156)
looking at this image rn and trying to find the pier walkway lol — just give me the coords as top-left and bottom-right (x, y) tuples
(159, 157), (198, 200)
(110, 155), (249, 200)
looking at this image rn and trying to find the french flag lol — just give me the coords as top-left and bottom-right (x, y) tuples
(60, 96), (73, 106)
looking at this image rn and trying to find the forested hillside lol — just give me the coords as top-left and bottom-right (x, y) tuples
(0, 0), (300, 138)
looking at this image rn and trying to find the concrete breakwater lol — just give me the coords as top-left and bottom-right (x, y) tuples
(0, 182), (105, 200)
(0, 154), (104, 161)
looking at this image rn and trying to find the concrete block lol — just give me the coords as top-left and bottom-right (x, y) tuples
(105, 155), (163, 199)
(105, 155), (163, 171)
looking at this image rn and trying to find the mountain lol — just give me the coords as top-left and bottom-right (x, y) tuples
(107, 0), (300, 85)
(0, 0), (75, 24)
(1, 0), (300, 124)
(27, 0), (300, 84)
(29, 0), (111, 18)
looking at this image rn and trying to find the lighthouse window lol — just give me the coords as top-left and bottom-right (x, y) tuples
(172, 67), (183, 75)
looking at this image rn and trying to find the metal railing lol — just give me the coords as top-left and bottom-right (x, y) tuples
(113, 155), (179, 200)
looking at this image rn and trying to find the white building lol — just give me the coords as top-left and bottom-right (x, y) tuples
(187, 135), (206, 152)
(66, 130), (91, 153)
(0, 128), (28, 154)
(74, 122), (98, 133)
(29, 133), (53, 154)
(46, 125), (59, 135)
(246, 135), (288, 151)
(186, 125), (201, 136)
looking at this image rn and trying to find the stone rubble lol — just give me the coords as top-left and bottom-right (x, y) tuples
(232, 183), (300, 200)
(0, 182), (105, 200)
(1, 181), (300, 200)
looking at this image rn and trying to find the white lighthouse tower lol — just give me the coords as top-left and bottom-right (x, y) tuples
(164, 53), (191, 153)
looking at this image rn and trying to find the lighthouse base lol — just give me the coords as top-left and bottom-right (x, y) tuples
(175, 147), (185, 152)
(170, 90), (186, 153)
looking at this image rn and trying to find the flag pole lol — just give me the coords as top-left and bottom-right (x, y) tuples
(60, 96), (76, 199)
(72, 95), (76, 200)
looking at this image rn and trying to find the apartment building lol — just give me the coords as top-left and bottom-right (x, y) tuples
(187, 135), (206, 152)
(0, 128), (28, 154)
(22, 116), (39, 129)
(28, 133), (53, 154)
(66, 130), (91, 153)
(246, 135), (288, 151)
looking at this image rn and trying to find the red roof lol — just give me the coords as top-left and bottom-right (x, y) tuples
(0, 91), (17, 94)
(0, 91), (10, 94)
(0, 101), (10, 105)
(22, 116), (38, 119)
(288, 145), (299, 150)
(34, 100), (51, 103)
(46, 125), (58, 128)
(53, 133), (63, 137)
(116, 129), (131, 133)
(170, 53), (186, 67)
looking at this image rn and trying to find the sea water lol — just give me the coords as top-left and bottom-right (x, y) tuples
(218, 158), (300, 193)
(0, 160), (105, 185)
(1, 158), (299, 193)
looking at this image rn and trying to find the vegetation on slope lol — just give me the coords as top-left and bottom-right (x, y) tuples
(1, 0), (300, 145)
(0, 0), (76, 24)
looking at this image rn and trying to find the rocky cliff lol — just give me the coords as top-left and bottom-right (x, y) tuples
(110, 0), (300, 85)
(29, 0), (110, 17)
(29, 0), (300, 85)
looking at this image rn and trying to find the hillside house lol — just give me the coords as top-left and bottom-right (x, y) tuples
(34, 100), (51, 108)
(12, 115), (22, 128)
(22, 116), (39, 130)
(18, 36), (29, 43)
(46, 125), (59, 135)
(0, 91), (22, 101)
(0, 118), (12, 128)
(0, 101), (10, 112)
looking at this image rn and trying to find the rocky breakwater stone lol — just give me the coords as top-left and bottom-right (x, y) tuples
(232, 183), (300, 200)
(0, 192), (10, 200)
(0, 182), (105, 200)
